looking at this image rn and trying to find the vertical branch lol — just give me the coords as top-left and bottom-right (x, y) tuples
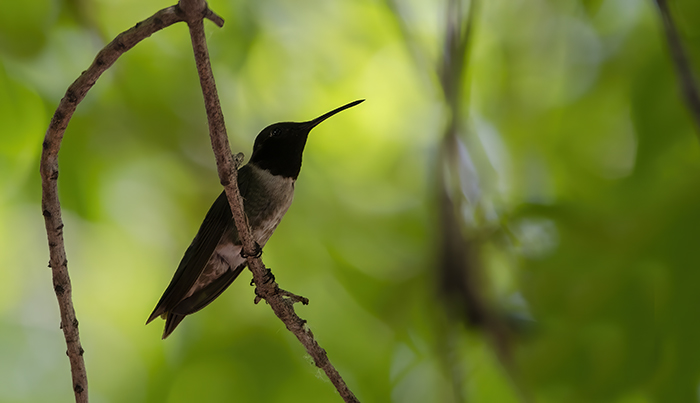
(39, 8), (184, 402)
(438, 0), (526, 392)
(390, 0), (526, 400)
(655, 0), (700, 136)
(179, 0), (252, 253)
(179, 1), (359, 401)
(436, 1), (529, 400)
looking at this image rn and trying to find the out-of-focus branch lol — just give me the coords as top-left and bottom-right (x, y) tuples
(40, 7), (185, 403)
(439, 0), (474, 114)
(655, 0), (700, 136)
(435, 2), (529, 400)
(179, 1), (359, 401)
(384, 0), (435, 92)
(438, 0), (488, 327)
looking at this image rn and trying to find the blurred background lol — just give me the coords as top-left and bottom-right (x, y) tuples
(2, 0), (700, 402)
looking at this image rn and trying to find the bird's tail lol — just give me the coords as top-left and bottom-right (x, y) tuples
(162, 312), (186, 339)
(145, 307), (165, 325)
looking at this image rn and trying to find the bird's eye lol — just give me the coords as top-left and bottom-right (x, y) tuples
(270, 129), (279, 137)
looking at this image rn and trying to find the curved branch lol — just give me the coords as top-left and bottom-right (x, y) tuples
(40, 7), (185, 402)
(179, 1), (359, 401)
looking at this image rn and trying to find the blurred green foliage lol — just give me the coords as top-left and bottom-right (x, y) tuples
(1, 0), (699, 402)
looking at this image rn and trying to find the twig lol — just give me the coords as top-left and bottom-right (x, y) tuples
(40, 6), (185, 402)
(179, 0), (359, 401)
(655, 0), (700, 136)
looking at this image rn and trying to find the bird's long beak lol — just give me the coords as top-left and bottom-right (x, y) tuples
(304, 99), (364, 130)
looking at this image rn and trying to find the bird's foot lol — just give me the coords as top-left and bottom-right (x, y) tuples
(240, 242), (263, 259)
(249, 267), (275, 286)
(252, 267), (277, 304)
(263, 267), (275, 284)
(251, 269), (308, 305)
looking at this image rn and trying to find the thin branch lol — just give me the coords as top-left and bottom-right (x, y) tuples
(436, 0), (529, 401)
(437, 1), (531, 400)
(655, 0), (700, 137)
(204, 8), (225, 27)
(40, 7), (185, 403)
(179, 0), (359, 401)
(384, 0), (436, 93)
(439, 0), (475, 116)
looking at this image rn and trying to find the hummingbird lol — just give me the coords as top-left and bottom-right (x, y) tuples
(147, 99), (364, 339)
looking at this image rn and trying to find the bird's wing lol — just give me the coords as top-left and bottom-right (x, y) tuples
(146, 190), (233, 324)
(147, 166), (262, 328)
(159, 263), (247, 339)
(170, 263), (247, 316)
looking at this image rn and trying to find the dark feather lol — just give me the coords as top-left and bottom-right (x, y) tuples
(159, 265), (246, 338)
(162, 312), (186, 340)
(171, 264), (247, 316)
(147, 166), (256, 325)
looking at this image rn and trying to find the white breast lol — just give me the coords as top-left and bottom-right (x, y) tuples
(250, 167), (296, 247)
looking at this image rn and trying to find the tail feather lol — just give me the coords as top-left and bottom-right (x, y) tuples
(162, 312), (187, 339)
(146, 306), (165, 325)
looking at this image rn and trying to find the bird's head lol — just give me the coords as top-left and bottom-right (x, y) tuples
(249, 99), (364, 179)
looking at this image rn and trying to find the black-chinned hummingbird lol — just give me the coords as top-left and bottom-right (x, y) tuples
(147, 99), (364, 339)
